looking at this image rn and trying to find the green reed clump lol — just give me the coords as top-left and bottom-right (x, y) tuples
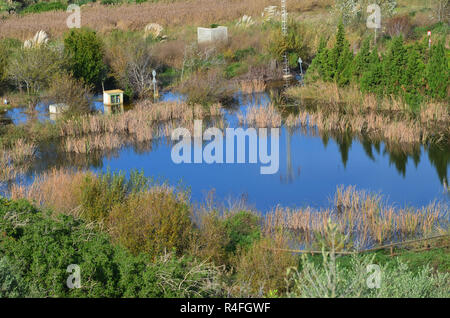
(79, 169), (149, 221)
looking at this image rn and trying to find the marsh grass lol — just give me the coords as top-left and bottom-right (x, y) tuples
(10, 168), (89, 217)
(240, 79), (267, 94)
(264, 186), (448, 250)
(242, 103), (282, 128)
(60, 100), (223, 154)
(0, 138), (36, 182)
(283, 82), (449, 146)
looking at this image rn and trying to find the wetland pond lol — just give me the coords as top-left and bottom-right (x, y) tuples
(3, 90), (449, 212)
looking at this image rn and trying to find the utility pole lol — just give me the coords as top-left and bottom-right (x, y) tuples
(281, 0), (292, 87)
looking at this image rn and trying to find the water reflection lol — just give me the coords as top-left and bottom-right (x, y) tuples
(4, 90), (450, 210)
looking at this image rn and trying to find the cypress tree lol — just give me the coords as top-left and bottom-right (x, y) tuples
(383, 36), (407, 96)
(360, 47), (384, 96)
(328, 22), (346, 80)
(325, 21), (354, 86)
(353, 38), (372, 79)
(404, 43), (425, 111)
(426, 40), (449, 100)
(307, 37), (329, 81)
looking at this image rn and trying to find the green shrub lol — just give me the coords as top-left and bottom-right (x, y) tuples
(108, 187), (193, 258)
(269, 22), (309, 66)
(0, 197), (224, 297)
(64, 28), (106, 87)
(80, 170), (148, 221)
(224, 210), (260, 254)
(426, 40), (449, 100)
(20, 2), (66, 15)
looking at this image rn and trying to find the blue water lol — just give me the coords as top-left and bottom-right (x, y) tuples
(89, 91), (448, 212)
(6, 90), (449, 212)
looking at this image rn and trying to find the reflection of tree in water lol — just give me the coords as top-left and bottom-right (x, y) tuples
(427, 143), (450, 187)
(290, 121), (448, 187)
(335, 131), (353, 168)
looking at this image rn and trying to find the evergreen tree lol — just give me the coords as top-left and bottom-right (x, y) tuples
(336, 42), (353, 86)
(426, 40), (449, 100)
(326, 22), (354, 86)
(360, 47), (384, 96)
(404, 43), (425, 111)
(383, 36), (407, 96)
(328, 22), (346, 80)
(64, 28), (106, 88)
(306, 37), (329, 81)
(353, 38), (372, 79)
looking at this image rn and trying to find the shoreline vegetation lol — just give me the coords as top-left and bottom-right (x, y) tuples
(3, 169), (449, 297)
(0, 0), (449, 298)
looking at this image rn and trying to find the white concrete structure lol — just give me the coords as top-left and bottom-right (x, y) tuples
(49, 103), (68, 114)
(197, 26), (228, 44)
(103, 89), (124, 106)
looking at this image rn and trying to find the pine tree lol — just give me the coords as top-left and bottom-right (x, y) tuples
(307, 37), (329, 81)
(328, 22), (346, 80)
(336, 41), (353, 86)
(426, 40), (449, 100)
(325, 21), (354, 86)
(404, 43), (425, 111)
(353, 38), (371, 79)
(360, 47), (384, 96)
(383, 36), (407, 96)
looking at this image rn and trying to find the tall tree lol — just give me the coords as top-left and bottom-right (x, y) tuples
(426, 40), (449, 100)
(353, 38), (372, 79)
(383, 36), (407, 95)
(64, 28), (106, 88)
(403, 43), (426, 111)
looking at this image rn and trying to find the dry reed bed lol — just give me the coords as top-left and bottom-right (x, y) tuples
(239, 104), (282, 128)
(0, 139), (36, 182)
(240, 79), (267, 94)
(286, 83), (450, 127)
(243, 84), (448, 146)
(0, 0), (332, 40)
(60, 100), (223, 153)
(0, 0), (263, 39)
(11, 170), (447, 251)
(264, 186), (449, 249)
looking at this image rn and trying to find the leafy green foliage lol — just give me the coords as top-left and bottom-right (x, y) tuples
(80, 170), (148, 221)
(307, 24), (449, 110)
(426, 40), (449, 100)
(20, 2), (66, 14)
(224, 211), (260, 254)
(64, 28), (106, 87)
(108, 188), (193, 258)
(0, 197), (223, 297)
(269, 22), (309, 67)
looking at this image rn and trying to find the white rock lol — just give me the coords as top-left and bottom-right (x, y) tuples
(144, 23), (164, 38)
(24, 30), (49, 48)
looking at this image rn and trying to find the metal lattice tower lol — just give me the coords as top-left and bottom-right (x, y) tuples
(281, 0), (291, 86)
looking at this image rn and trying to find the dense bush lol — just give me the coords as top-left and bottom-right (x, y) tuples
(269, 22), (310, 68)
(0, 197), (224, 297)
(108, 187), (193, 258)
(224, 210), (261, 254)
(20, 2), (66, 14)
(64, 28), (106, 88)
(79, 170), (148, 221)
(48, 72), (94, 115)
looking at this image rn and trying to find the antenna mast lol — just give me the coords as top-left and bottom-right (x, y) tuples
(281, 0), (291, 84)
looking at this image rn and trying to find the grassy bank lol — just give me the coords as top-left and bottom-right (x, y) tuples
(1, 171), (449, 297)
